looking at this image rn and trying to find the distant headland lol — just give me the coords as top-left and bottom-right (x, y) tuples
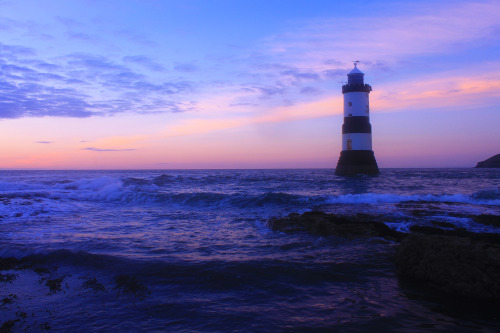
(476, 154), (500, 168)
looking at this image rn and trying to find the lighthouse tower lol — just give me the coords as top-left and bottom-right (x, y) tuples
(335, 63), (379, 175)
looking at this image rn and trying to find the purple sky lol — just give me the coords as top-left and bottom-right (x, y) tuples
(1, 0), (499, 168)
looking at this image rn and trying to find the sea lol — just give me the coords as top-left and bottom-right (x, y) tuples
(1, 168), (500, 332)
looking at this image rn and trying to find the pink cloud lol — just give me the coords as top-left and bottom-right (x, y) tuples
(260, 1), (500, 65)
(373, 66), (500, 112)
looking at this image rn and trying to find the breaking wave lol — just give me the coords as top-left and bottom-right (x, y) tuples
(323, 190), (500, 206)
(1, 174), (499, 208)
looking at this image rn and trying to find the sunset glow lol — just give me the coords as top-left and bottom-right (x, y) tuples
(1, 0), (499, 168)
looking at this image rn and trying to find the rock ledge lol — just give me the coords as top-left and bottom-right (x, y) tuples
(476, 154), (500, 168)
(268, 211), (500, 302)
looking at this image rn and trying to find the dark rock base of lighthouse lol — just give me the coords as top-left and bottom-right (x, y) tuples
(335, 150), (380, 176)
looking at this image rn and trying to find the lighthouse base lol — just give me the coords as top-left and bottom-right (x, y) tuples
(335, 150), (380, 176)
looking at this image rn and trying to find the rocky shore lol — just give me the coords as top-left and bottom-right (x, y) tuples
(268, 211), (500, 303)
(0, 256), (149, 332)
(3, 211), (500, 330)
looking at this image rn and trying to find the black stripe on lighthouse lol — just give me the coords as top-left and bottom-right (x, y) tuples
(342, 116), (371, 134)
(342, 84), (372, 94)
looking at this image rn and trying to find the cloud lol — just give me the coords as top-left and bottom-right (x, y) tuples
(0, 79), (93, 118)
(229, 60), (334, 106)
(55, 16), (84, 29)
(82, 147), (136, 152)
(163, 94), (342, 139)
(114, 29), (156, 47)
(251, 63), (291, 71)
(247, 63), (322, 83)
(0, 17), (16, 31)
(300, 86), (321, 95)
(280, 69), (319, 81)
(160, 58), (500, 141)
(256, 85), (286, 97)
(2, 1), (499, 122)
(0, 45), (197, 118)
(259, 1), (500, 67)
(203, 1), (500, 114)
(372, 68), (500, 113)
(323, 59), (343, 66)
(35, 141), (52, 144)
(322, 69), (345, 80)
(0, 42), (36, 59)
(123, 55), (165, 71)
(174, 63), (199, 72)
(66, 53), (127, 72)
(67, 32), (98, 42)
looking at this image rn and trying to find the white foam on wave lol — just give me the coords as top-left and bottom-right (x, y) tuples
(383, 222), (414, 233)
(74, 177), (126, 201)
(323, 193), (500, 206)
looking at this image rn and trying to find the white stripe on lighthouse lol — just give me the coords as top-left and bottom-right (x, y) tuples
(343, 92), (370, 117)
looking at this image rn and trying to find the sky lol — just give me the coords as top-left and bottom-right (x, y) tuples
(0, 0), (499, 169)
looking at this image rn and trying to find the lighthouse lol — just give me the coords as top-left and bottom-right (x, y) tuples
(335, 63), (379, 176)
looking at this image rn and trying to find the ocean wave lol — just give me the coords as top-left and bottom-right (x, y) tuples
(0, 181), (40, 192)
(471, 188), (500, 200)
(61, 190), (500, 208)
(0, 246), (121, 267)
(0, 245), (367, 288)
(1, 172), (499, 208)
(323, 190), (500, 206)
(2, 186), (500, 209)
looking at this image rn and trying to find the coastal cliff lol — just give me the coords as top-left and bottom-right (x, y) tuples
(476, 154), (500, 168)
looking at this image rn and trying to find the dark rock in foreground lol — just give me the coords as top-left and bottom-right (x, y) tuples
(473, 214), (500, 227)
(476, 154), (500, 168)
(408, 224), (500, 243)
(395, 234), (500, 302)
(268, 211), (500, 302)
(267, 211), (403, 240)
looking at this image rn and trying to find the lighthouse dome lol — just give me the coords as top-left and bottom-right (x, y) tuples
(348, 63), (364, 75)
(347, 63), (364, 84)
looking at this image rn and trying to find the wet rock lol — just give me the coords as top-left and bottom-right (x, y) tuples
(409, 225), (500, 243)
(42, 277), (65, 293)
(82, 277), (106, 292)
(0, 319), (19, 333)
(0, 273), (17, 283)
(429, 221), (456, 229)
(15, 311), (27, 319)
(395, 234), (500, 302)
(475, 154), (500, 168)
(267, 211), (404, 240)
(114, 274), (150, 297)
(34, 267), (52, 275)
(0, 294), (17, 308)
(410, 209), (433, 217)
(39, 322), (51, 330)
(0, 258), (22, 271)
(473, 214), (500, 227)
